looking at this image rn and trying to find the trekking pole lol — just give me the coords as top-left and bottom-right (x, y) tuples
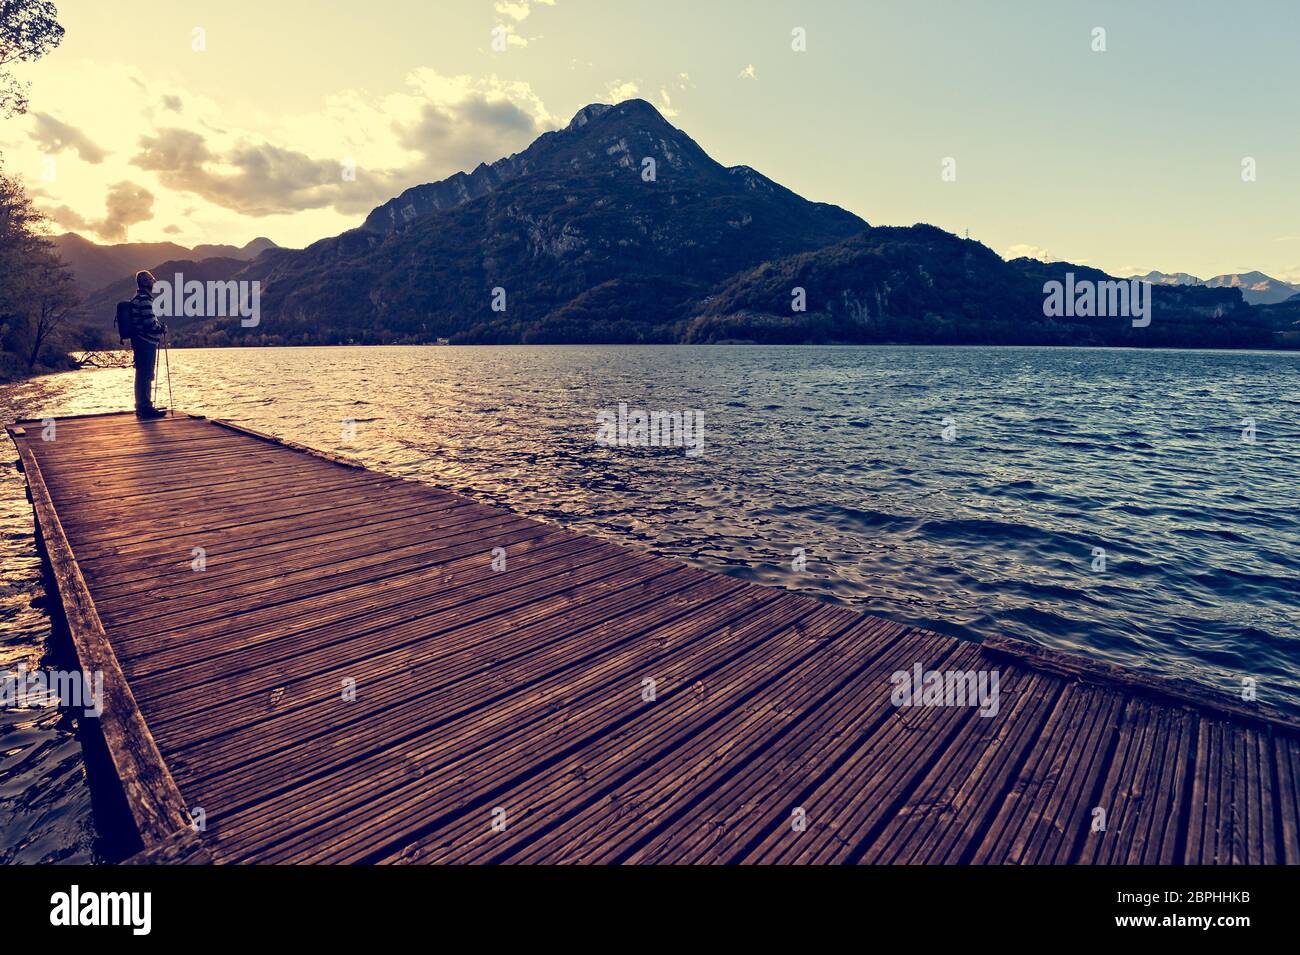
(164, 330), (174, 414)
(153, 342), (160, 407)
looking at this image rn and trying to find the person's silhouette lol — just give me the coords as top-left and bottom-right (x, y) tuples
(130, 270), (167, 419)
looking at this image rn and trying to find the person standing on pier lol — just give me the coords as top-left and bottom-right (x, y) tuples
(130, 270), (167, 419)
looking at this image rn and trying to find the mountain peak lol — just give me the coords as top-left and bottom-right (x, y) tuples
(566, 102), (613, 130)
(238, 103), (868, 344)
(1202, 271), (1299, 305)
(1134, 268), (1299, 305)
(568, 98), (670, 130)
(362, 97), (694, 236)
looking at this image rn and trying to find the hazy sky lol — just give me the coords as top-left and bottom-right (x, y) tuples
(4, 0), (1298, 281)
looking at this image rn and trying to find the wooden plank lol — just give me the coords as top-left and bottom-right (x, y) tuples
(86, 494), (466, 597)
(180, 571), (746, 819)
(433, 608), (892, 865)
(861, 667), (1061, 864)
(167, 563), (718, 780)
(123, 534), (614, 682)
(970, 682), (1125, 864)
(210, 417), (368, 470)
(213, 587), (805, 862)
(984, 634), (1300, 733)
(5, 425), (196, 852)
(1183, 717), (1283, 864)
(13, 409), (185, 426)
(9, 411), (1299, 866)
(616, 618), (924, 865)
(67, 476), (416, 561)
(107, 512), (545, 641)
(126, 533), (622, 718)
(746, 638), (995, 864)
(99, 511), (545, 631)
(1275, 734), (1300, 864)
(50, 457), (366, 516)
(1078, 699), (1197, 864)
(122, 826), (212, 865)
(82, 492), (461, 592)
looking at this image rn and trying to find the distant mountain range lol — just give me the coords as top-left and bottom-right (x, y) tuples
(57, 99), (1299, 349)
(687, 229), (1266, 348)
(1133, 270), (1300, 306)
(52, 233), (277, 295)
(80, 256), (251, 320)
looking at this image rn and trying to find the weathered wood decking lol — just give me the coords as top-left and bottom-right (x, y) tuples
(7, 411), (1300, 864)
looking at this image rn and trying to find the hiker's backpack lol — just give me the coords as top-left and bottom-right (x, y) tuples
(115, 301), (134, 343)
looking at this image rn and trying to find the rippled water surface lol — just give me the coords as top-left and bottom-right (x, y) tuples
(2, 344), (1298, 861)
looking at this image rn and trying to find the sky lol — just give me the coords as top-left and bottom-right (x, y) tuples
(2, 0), (1298, 281)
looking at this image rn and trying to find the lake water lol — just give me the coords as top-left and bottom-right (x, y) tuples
(2, 344), (1298, 862)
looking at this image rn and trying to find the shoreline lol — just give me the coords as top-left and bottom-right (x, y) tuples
(51, 340), (1300, 355)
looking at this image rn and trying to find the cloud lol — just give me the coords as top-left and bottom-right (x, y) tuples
(124, 72), (554, 219)
(21, 62), (554, 245)
(496, 2), (531, 20)
(491, 1), (558, 49)
(28, 113), (108, 163)
(605, 75), (683, 116)
(397, 95), (539, 151)
(737, 64), (757, 80)
(459, 95), (540, 135)
(495, 24), (531, 48)
(494, 0), (555, 20)
(1004, 243), (1050, 262)
(392, 94), (544, 185)
(657, 88), (677, 118)
(132, 127), (210, 171)
(45, 181), (155, 241)
(43, 204), (92, 232)
(604, 80), (640, 102)
(132, 127), (370, 217)
(99, 181), (155, 240)
(656, 74), (692, 115)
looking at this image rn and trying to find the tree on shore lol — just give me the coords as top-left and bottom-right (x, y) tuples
(0, 0), (64, 116)
(0, 4), (86, 377)
(1, 164), (81, 375)
(23, 242), (75, 366)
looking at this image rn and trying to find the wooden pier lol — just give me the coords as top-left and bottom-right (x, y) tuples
(7, 411), (1299, 864)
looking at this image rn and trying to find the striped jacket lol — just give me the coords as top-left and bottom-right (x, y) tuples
(130, 291), (166, 346)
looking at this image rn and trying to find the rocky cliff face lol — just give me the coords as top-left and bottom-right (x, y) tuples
(359, 105), (625, 235)
(361, 162), (512, 235)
